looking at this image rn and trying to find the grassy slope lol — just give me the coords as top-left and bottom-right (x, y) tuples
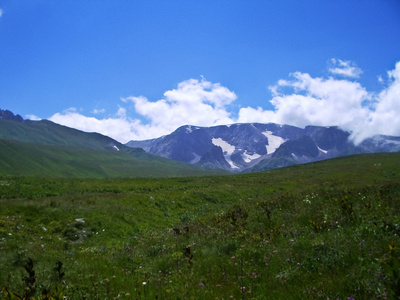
(0, 119), (119, 150)
(0, 139), (225, 178)
(0, 119), (227, 178)
(0, 153), (400, 299)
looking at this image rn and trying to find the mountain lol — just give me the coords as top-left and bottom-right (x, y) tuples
(0, 109), (24, 122)
(0, 109), (225, 178)
(126, 123), (400, 172)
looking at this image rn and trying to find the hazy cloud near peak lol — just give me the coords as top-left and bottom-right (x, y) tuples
(49, 60), (400, 144)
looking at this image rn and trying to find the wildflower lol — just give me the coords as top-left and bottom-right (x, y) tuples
(105, 278), (109, 282)
(231, 256), (236, 259)
(142, 282), (147, 285)
(289, 239), (294, 242)
(199, 283), (204, 286)
(241, 245), (246, 247)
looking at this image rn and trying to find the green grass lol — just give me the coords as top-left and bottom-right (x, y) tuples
(0, 139), (226, 178)
(1, 153), (400, 299)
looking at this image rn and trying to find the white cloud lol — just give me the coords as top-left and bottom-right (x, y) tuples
(49, 78), (237, 143)
(365, 61), (400, 141)
(26, 114), (42, 121)
(238, 70), (371, 142)
(123, 78), (236, 134)
(49, 108), (142, 143)
(92, 108), (105, 114)
(48, 60), (400, 145)
(328, 58), (363, 78)
(239, 60), (400, 144)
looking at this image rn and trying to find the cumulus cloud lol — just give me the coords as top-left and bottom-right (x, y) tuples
(123, 78), (236, 133)
(49, 78), (237, 143)
(239, 60), (400, 144)
(239, 70), (371, 142)
(365, 61), (400, 141)
(328, 58), (363, 78)
(49, 108), (141, 143)
(48, 60), (400, 144)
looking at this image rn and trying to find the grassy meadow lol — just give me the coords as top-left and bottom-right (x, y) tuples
(1, 153), (400, 299)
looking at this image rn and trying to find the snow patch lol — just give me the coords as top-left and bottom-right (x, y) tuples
(317, 146), (327, 154)
(262, 131), (285, 154)
(212, 138), (239, 169)
(242, 151), (261, 163)
(186, 125), (194, 133)
(212, 138), (235, 155)
(190, 152), (201, 164)
(113, 145), (120, 151)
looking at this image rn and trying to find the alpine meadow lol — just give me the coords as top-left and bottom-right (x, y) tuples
(1, 152), (400, 299)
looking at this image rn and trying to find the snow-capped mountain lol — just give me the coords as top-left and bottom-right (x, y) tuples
(126, 123), (400, 172)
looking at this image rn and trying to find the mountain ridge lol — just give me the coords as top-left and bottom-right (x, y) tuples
(126, 123), (400, 172)
(2, 108), (399, 175)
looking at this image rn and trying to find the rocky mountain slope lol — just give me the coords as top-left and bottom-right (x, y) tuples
(126, 123), (400, 172)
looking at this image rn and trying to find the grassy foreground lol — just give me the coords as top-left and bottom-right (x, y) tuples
(1, 153), (400, 299)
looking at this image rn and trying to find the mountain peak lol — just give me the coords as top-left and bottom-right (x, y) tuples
(0, 109), (24, 123)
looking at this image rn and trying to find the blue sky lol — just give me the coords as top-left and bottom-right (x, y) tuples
(1, 1), (400, 143)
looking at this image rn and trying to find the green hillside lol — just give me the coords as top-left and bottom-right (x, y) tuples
(1, 153), (400, 299)
(0, 139), (224, 178)
(0, 119), (120, 150)
(0, 119), (226, 178)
